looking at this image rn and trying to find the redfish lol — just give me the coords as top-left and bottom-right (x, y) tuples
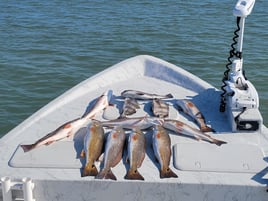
(163, 119), (226, 146)
(20, 90), (112, 152)
(176, 99), (215, 132)
(152, 124), (178, 179)
(80, 120), (104, 177)
(125, 127), (146, 180)
(96, 126), (126, 180)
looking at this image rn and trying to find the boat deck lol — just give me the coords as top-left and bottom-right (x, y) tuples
(1, 55), (267, 201)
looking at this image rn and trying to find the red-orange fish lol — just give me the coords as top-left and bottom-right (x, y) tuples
(80, 120), (105, 177)
(163, 119), (226, 146)
(152, 124), (178, 179)
(176, 99), (215, 132)
(20, 90), (112, 152)
(125, 127), (146, 180)
(96, 126), (126, 180)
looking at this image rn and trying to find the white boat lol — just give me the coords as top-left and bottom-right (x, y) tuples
(1, 0), (267, 201)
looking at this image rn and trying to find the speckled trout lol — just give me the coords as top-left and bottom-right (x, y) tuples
(96, 126), (126, 180)
(125, 127), (146, 180)
(152, 124), (178, 179)
(20, 90), (112, 152)
(80, 120), (104, 177)
(163, 119), (226, 146)
(176, 99), (215, 132)
(121, 90), (173, 100)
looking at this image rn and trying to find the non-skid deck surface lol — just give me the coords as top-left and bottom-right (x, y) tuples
(173, 142), (266, 173)
(9, 141), (83, 169)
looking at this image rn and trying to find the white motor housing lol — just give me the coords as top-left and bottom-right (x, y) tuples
(225, 59), (262, 132)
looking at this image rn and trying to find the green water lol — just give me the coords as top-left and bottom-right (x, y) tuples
(1, 0), (268, 136)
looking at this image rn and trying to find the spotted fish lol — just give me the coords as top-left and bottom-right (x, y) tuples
(125, 127), (146, 180)
(96, 126), (126, 180)
(163, 119), (226, 146)
(20, 90), (112, 152)
(176, 99), (215, 132)
(80, 120), (105, 177)
(152, 124), (178, 178)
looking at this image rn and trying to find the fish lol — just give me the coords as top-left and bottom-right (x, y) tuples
(121, 90), (173, 100)
(120, 97), (140, 118)
(125, 127), (146, 180)
(162, 119), (227, 146)
(152, 124), (178, 179)
(20, 90), (112, 152)
(82, 90), (113, 119)
(101, 116), (155, 130)
(80, 120), (105, 177)
(152, 98), (169, 118)
(176, 99), (215, 132)
(20, 117), (89, 152)
(96, 126), (126, 180)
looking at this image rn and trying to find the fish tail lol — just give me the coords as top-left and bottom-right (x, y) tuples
(95, 169), (117, 180)
(81, 164), (99, 177)
(212, 138), (227, 146)
(124, 169), (144, 180)
(160, 167), (178, 179)
(166, 93), (173, 98)
(20, 144), (36, 152)
(201, 126), (215, 133)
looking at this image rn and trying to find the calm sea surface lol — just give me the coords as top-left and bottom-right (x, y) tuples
(1, 0), (268, 137)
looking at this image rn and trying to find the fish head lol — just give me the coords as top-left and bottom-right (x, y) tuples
(111, 126), (125, 140)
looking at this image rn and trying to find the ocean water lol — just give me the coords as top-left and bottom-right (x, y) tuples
(1, 0), (268, 137)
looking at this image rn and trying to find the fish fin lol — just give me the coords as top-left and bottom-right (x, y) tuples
(82, 164), (98, 177)
(201, 126), (215, 133)
(193, 135), (202, 141)
(96, 169), (117, 180)
(124, 169), (144, 180)
(45, 141), (54, 145)
(80, 150), (85, 158)
(97, 153), (104, 162)
(160, 167), (178, 179)
(125, 156), (129, 164)
(166, 93), (173, 99)
(20, 144), (36, 152)
(212, 139), (227, 146)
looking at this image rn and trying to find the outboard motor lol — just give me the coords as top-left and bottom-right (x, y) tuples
(220, 0), (263, 132)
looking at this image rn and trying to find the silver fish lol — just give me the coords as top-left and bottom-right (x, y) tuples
(101, 116), (154, 130)
(176, 99), (215, 132)
(20, 117), (89, 152)
(120, 97), (140, 118)
(162, 119), (226, 146)
(152, 98), (169, 118)
(82, 90), (113, 119)
(152, 124), (178, 178)
(125, 127), (146, 180)
(121, 90), (173, 100)
(21, 90), (112, 152)
(80, 120), (105, 177)
(96, 126), (126, 180)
